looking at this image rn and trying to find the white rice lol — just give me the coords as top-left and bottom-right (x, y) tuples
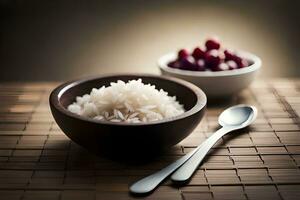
(67, 79), (185, 123)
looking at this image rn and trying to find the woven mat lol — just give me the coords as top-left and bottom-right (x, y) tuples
(0, 79), (299, 200)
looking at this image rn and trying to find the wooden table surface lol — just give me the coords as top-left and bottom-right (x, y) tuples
(0, 79), (299, 200)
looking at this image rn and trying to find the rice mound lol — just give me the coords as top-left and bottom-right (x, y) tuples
(67, 79), (185, 123)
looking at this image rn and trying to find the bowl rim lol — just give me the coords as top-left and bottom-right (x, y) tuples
(158, 50), (262, 77)
(49, 73), (207, 126)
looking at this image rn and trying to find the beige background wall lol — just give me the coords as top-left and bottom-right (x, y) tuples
(1, 0), (299, 81)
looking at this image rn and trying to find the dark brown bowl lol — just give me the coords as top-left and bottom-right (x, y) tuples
(49, 74), (206, 157)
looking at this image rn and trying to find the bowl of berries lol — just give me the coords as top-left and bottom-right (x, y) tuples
(158, 37), (261, 98)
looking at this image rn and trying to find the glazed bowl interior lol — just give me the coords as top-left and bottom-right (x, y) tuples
(50, 74), (207, 157)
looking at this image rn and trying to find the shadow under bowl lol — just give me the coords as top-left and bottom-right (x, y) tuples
(49, 74), (206, 158)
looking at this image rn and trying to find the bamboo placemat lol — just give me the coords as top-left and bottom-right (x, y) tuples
(0, 79), (299, 200)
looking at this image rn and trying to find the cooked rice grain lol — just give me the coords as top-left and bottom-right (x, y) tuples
(67, 79), (184, 123)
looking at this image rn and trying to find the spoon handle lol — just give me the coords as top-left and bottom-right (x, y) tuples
(129, 143), (203, 194)
(171, 127), (233, 182)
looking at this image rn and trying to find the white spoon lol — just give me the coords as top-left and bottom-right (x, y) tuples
(171, 104), (257, 182)
(130, 104), (257, 194)
(129, 144), (201, 194)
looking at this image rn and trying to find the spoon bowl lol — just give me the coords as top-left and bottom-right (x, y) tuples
(218, 105), (257, 127)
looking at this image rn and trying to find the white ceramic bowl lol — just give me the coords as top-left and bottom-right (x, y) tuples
(158, 51), (261, 98)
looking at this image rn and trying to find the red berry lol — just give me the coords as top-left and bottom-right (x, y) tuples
(219, 51), (225, 60)
(224, 51), (244, 68)
(178, 49), (189, 59)
(168, 60), (181, 69)
(239, 59), (249, 68)
(179, 56), (197, 71)
(233, 56), (242, 65)
(224, 49), (235, 61)
(196, 59), (206, 71)
(192, 47), (206, 60)
(226, 60), (238, 70)
(231, 56), (247, 68)
(219, 63), (229, 71)
(212, 63), (229, 71)
(205, 38), (220, 50)
(205, 49), (221, 68)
